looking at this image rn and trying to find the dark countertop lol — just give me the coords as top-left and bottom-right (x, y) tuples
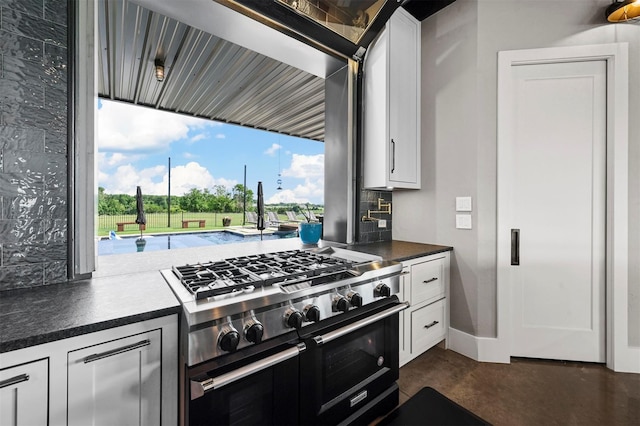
(348, 240), (452, 262)
(0, 239), (451, 354)
(0, 270), (181, 353)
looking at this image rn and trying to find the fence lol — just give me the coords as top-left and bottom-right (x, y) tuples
(98, 212), (245, 235)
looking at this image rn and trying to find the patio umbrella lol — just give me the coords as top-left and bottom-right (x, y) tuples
(257, 181), (265, 240)
(134, 186), (146, 241)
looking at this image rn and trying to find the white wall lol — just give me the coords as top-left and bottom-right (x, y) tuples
(394, 0), (640, 346)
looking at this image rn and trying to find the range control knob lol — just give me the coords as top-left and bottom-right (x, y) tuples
(303, 304), (321, 322)
(244, 321), (264, 344)
(346, 291), (363, 308)
(374, 283), (392, 298)
(285, 309), (304, 330)
(218, 327), (240, 352)
(332, 295), (350, 313)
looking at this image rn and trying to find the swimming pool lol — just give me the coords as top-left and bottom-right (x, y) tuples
(98, 230), (296, 256)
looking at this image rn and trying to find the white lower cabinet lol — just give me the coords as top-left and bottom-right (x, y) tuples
(399, 252), (450, 366)
(0, 358), (48, 426)
(68, 330), (162, 426)
(0, 315), (177, 426)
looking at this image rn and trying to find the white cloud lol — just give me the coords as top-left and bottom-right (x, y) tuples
(282, 154), (324, 179)
(190, 133), (207, 143)
(264, 143), (282, 156)
(98, 101), (219, 152)
(265, 154), (324, 203)
(266, 178), (323, 204)
(99, 161), (238, 196)
(215, 133), (226, 139)
(267, 189), (305, 204)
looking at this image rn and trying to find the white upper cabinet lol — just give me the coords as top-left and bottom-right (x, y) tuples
(363, 7), (421, 190)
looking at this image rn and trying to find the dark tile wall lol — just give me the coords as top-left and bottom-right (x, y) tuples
(0, 0), (68, 290)
(358, 190), (392, 243)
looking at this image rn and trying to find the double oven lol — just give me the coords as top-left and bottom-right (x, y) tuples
(161, 247), (406, 425)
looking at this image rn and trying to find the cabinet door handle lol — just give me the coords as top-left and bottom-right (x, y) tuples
(391, 139), (396, 173)
(424, 320), (439, 329)
(422, 277), (438, 284)
(0, 374), (29, 389)
(83, 339), (151, 363)
(511, 228), (520, 266)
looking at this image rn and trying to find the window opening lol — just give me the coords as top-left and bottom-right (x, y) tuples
(97, 100), (324, 256)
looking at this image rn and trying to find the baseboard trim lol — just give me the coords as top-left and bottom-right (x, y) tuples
(614, 345), (640, 373)
(448, 327), (509, 364)
(449, 327), (639, 372)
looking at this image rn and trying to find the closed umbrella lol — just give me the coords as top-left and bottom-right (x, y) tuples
(257, 181), (265, 240)
(134, 186), (146, 244)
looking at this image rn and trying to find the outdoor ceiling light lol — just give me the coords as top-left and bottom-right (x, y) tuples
(154, 58), (165, 82)
(606, 0), (640, 22)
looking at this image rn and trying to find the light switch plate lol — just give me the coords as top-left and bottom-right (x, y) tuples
(378, 219), (387, 228)
(456, 214), (472, 229)
(456, 196), (472, 212)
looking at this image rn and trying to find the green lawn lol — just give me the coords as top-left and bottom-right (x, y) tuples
(98, 212), (287, 237)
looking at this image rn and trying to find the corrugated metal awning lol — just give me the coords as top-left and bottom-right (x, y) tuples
(97, 0), (327, 141)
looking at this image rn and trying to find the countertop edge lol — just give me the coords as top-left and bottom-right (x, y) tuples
(0, 306), (181, 354)
(346, 240), (453, 263)
(390, 246), (453, 262)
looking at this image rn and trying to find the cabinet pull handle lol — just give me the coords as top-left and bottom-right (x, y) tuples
(424, 321), (439, 329)
(422, 277), (438, 284)
(391, 139), (396, 173)
(83, 339), (151, 363)
(0, 374), (29, 389)
(511, 228), (520, 266)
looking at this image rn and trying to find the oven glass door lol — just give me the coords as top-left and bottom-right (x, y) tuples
(323, 322), (386, 400)
(189, 349), (300, 426)
(300, 302), (404, 425)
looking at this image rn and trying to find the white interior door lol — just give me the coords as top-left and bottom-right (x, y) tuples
(502, 60), (606, 362)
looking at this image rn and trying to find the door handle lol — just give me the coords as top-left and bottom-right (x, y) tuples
(0, 374), (30, 389)
(391, 139), (396, 173)
(189, 343), (306, 399)
(314, 302), (409, 345)
(511, 229), (520, 265)
(83, 339), (150, 363)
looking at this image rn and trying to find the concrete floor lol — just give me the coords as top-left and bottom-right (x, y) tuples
(394, 345), (640, 425)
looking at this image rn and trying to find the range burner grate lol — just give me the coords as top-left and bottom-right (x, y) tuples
(172, 250), (358, 300)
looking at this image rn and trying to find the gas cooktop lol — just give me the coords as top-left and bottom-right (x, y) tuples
(172, 249), (361, 300)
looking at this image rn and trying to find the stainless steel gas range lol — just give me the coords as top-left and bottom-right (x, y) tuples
(161, 246), (407, 426)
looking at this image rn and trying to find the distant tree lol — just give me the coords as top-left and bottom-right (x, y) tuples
(232, 184), (254, 213)
(180, 188), (208, 212)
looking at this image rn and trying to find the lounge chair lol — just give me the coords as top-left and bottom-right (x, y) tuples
(286, 211), (302, 222)
(308, 210), (319, 222)
(267, 211), (282, 226)
(245, 211), (257, 225)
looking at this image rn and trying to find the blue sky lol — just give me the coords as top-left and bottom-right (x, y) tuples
(97, 100), (325, 204)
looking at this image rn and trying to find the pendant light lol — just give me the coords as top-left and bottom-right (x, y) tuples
(606, 0), (640, 22)
(154, 58), (165, 82)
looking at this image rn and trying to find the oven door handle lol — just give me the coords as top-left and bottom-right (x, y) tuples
(190, 343), (306, 400)
(313, 302), (410, 346)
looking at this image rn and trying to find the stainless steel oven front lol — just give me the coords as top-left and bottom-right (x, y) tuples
(299, 297), (408, 425)
(187, 337), (304, 426)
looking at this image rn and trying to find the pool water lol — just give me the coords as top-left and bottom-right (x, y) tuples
(98, 231), (296, 256)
